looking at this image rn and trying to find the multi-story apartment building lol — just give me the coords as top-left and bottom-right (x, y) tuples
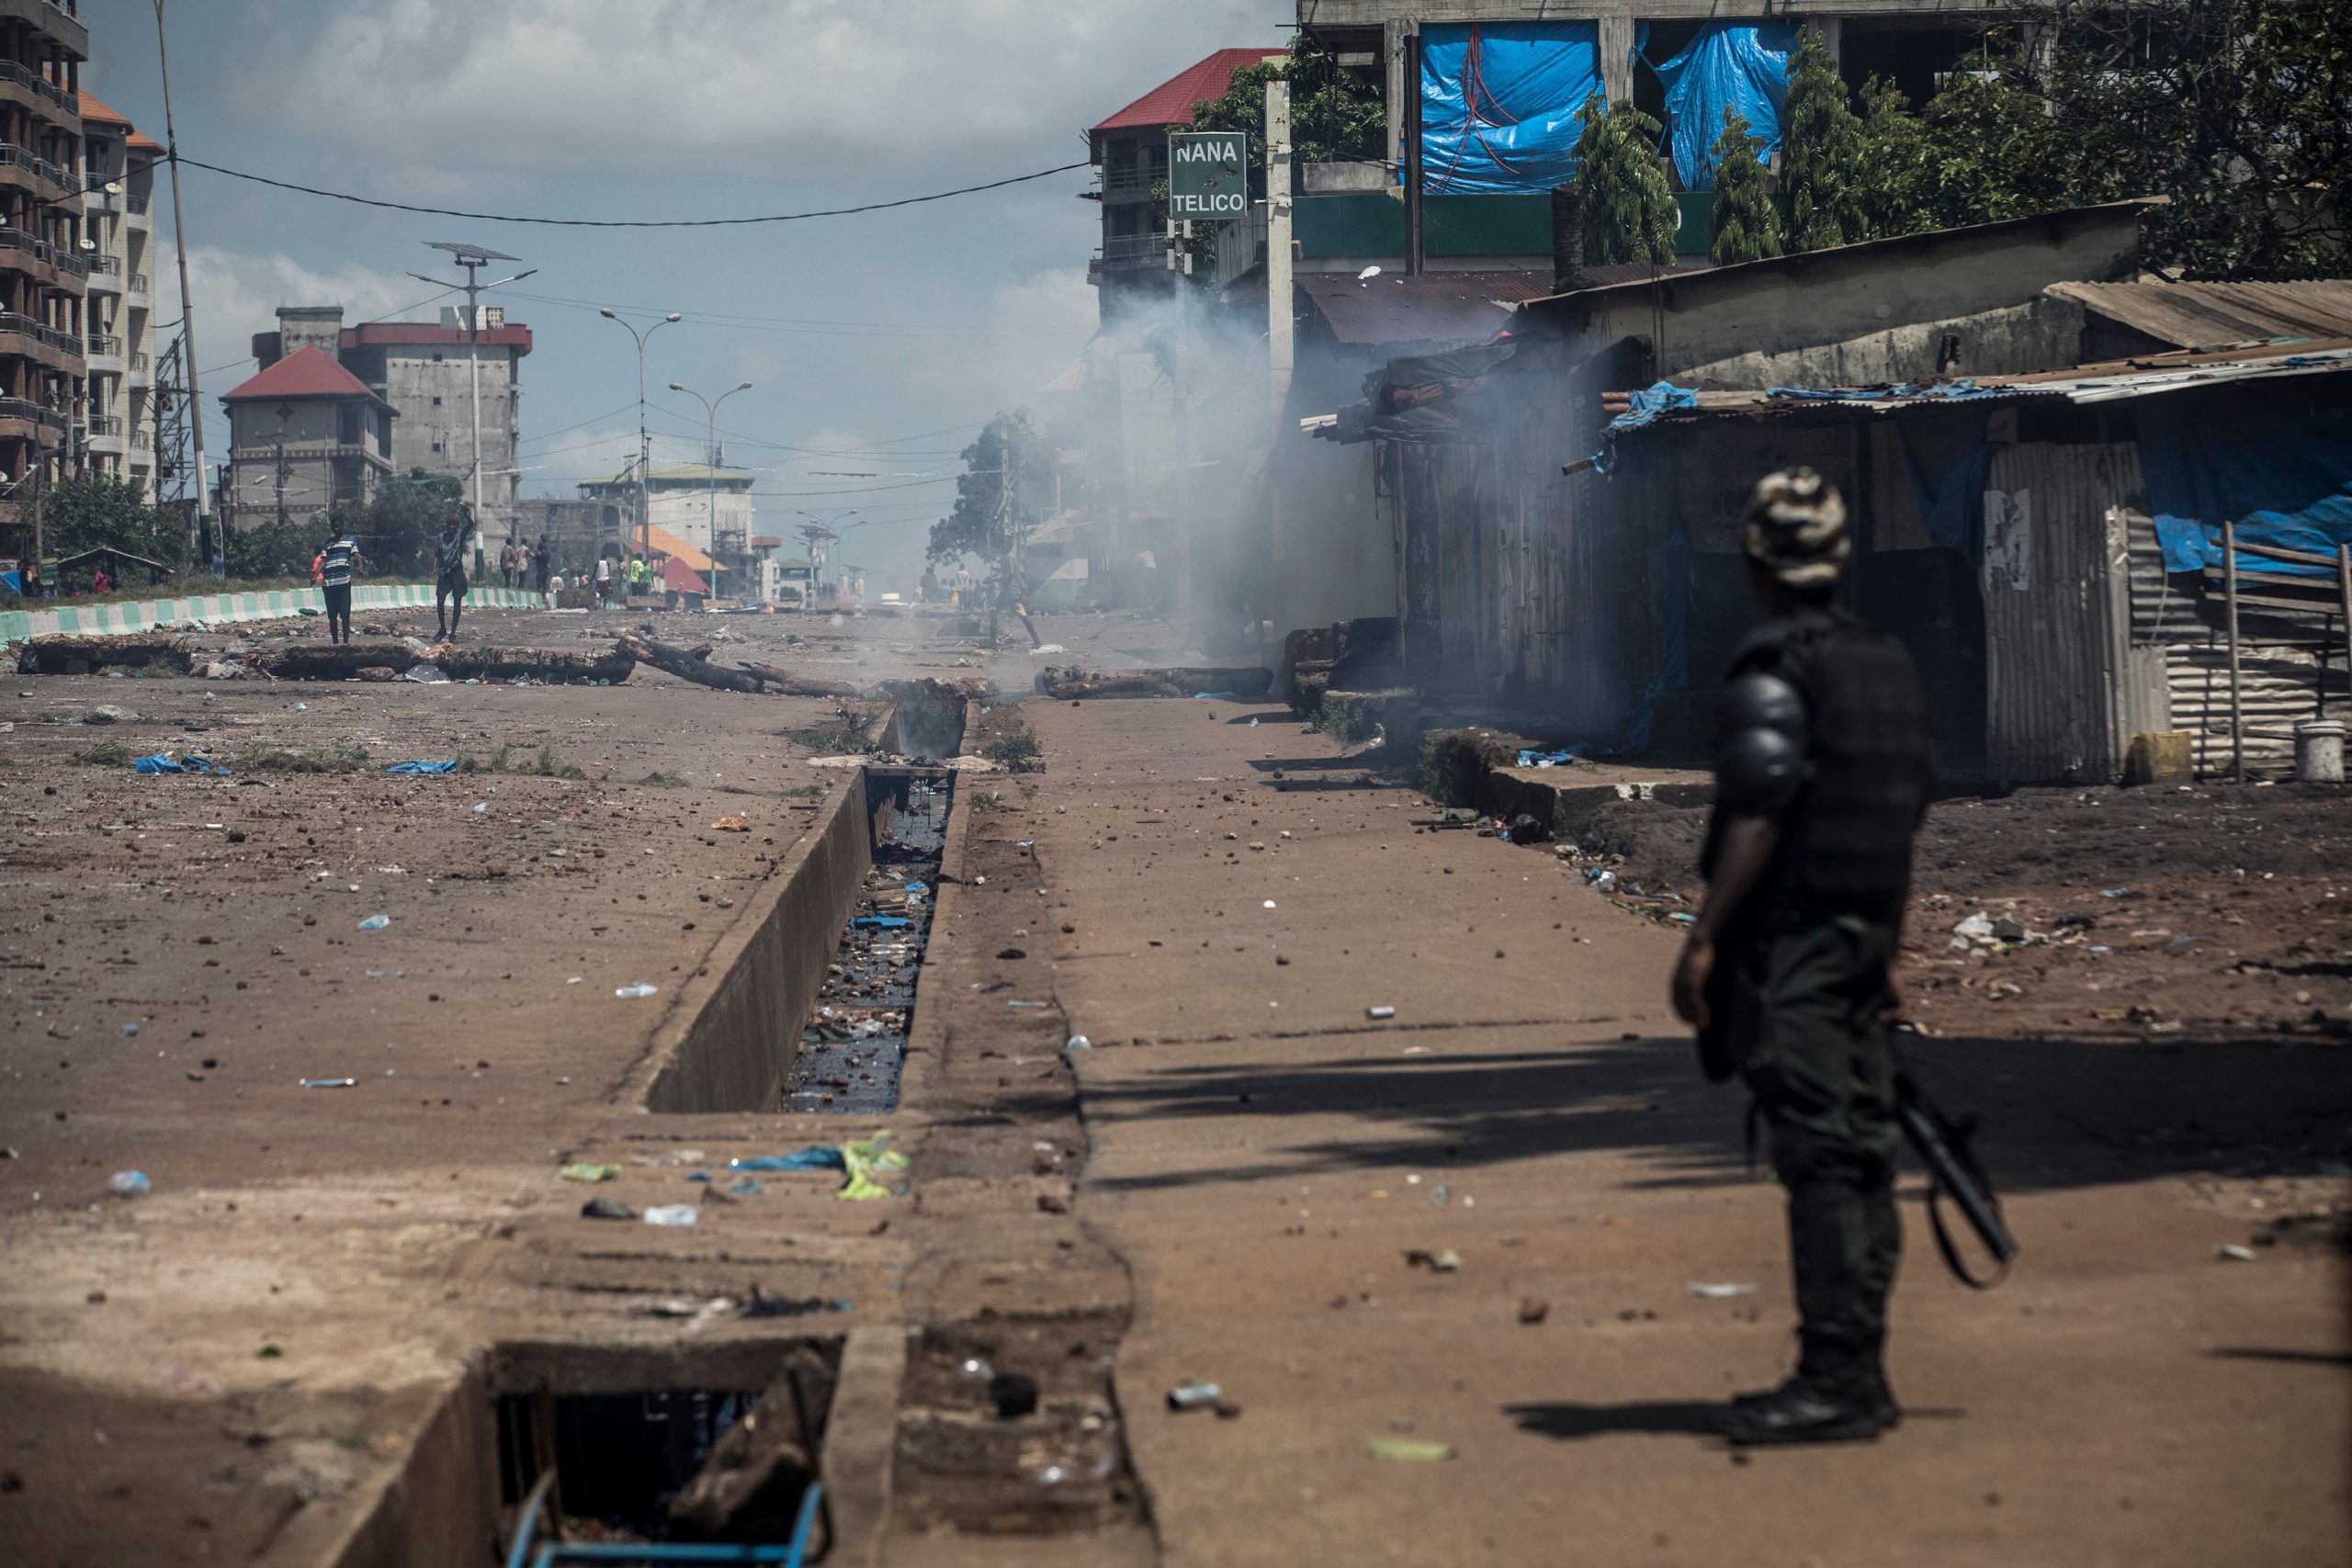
(0, 0), (89, 566)
(577, 461), (753, 557)
(219, 345), (396, 531)
(1086, 47), (1282, 327)
(253, 302), (533, 550)
(78, 87), (156, 491)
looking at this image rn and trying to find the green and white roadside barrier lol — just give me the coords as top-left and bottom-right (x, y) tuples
(0, 582), (552, 646)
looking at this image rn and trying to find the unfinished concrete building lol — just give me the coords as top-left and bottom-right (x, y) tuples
(218, 346), (395, 531)
(254, 303), (533, 551)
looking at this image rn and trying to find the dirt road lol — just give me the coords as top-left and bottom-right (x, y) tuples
(1, 604), (2345, 1566)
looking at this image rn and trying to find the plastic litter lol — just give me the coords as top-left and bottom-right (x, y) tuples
(957, 1357), (995, 1382)
(108, 1171), (151, 1196)
(711, 815), (751, 831)
(1368, 1438), (1456, 1462)
(118, 1021), (140, 1037)
(471, 802), (489, 814)
(851, 916), (911, 930)
(615, 983), (659, 998)
(988, 1371), (1040, 1419)
(728, 1177), (764, 1196)
(2214, 1243), (2258, 1262)
(1367, 1005), (1397, 1021)
(1405, 1247), (1463, 1273)
(133, 752), (231, 774)
(560, 1163), (620, 1183)
(729, 1134), (909, 1200)
(402, 664), (448, 683)
(357, 914), (390, 931)
(1688, 1280), (1759, 1298)
(1065, 1035), (1092, 1051)
(581, 1198), (635, 1220)
(383, 760), (458, 774)
(642, 1204), (699, 1227)
(1167, 1382), (1223, 1411)
(300, 1077), (356, 1089)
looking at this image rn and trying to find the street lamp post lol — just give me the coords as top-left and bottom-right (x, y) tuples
(411, 243), (535, 570)
(599, 308), (682, 576)
(667, 378), (752, 597)
(796, 508), (857, 604)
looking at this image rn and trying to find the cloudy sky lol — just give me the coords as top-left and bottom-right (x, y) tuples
(84, 0), (1283, 584)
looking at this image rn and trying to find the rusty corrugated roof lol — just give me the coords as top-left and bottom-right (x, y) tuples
(2048, 279), (2352, 351)
(1296, 268), (1555, 347)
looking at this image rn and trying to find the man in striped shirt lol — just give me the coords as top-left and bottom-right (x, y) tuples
(320, 528), (362, 646)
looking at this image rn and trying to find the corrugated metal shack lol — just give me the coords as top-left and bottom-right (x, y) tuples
(1600, 341), (2352, 783)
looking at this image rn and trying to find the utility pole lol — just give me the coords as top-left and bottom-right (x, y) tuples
(412, 243), (535, 572)
(153, 0), (210, 570)
(1266, 78), (1294, 635)
(272, 428), (289, 531)
(667, 378), (752, 591)
(600, 308), (682, 574)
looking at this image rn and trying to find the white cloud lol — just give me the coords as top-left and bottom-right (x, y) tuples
(226, 0), (1277, 184)
(157, 235), (451, 383)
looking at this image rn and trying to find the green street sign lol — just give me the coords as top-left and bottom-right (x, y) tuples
(1168, 131), (1249, 222)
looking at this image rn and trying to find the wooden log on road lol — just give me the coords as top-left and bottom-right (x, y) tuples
(1032, 663), (1273, 699)
(18, 633), (194, 675)
(616, 630), (767, 694)
(250, 642), (419, 681)
(736, 660), (858, 698)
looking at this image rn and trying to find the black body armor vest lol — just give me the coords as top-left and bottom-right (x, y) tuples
(1707, 609), (1931, 916)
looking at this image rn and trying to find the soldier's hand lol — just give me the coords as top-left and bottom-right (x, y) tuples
(1671, 937), (1714, 1029)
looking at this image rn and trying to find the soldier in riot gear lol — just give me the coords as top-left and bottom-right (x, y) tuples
(1671, 468), (1932, 1445)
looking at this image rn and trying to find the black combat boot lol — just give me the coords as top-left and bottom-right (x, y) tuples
(1718, 1373), (1899, 1445)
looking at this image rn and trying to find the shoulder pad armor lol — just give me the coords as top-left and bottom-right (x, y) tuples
(1715, 671), (1808, 812)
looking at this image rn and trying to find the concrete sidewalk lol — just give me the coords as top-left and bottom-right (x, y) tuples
(1008, 697), (2348, 1567)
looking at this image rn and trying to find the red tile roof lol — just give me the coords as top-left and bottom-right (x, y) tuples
(77, 92), (164, 157)
(220, 345), (397, 412)
(1091, 48), (1284, 141)
(76, 88), (130, 128)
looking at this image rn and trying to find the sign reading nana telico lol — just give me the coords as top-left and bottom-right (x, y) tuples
(1167, 131), (1248, 221)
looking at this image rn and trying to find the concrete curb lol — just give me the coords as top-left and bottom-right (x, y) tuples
(820, 1325), (913, 1567)
(0, 581), (555, 643)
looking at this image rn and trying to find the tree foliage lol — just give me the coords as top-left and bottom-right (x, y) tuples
(1792, 2), (2351, 278)
(39, 477), (187, 570)
(1188, 34), (1385, 167)
(925, 412), (1052, 570)
(355, 469), (464, 579)
(1706, 110), (1783, 265)
(1571, 96), (1679, 265)
(1777, 28), (1870, 252)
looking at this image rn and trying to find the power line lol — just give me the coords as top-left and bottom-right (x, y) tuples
(172, 152), (1092, 228)
(504, 288), (1091, 341)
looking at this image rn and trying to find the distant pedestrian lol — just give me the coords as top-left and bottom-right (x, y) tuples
(90, 565), (111, 595)
(498, 540), (517, 591)
(320, 527), (361, 645)
(534, 536), (553, 597)
(1674, 468), (1931, 1447)
(594, 555), (614, 608)
(434, 507), (472, 640)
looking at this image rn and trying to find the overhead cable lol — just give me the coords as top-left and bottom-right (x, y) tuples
(171, 153), (1093, 228)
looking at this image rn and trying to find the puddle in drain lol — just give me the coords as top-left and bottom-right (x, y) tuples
(785, 774), (946, 1113)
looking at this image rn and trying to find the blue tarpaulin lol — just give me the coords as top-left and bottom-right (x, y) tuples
(384, 760), (458, 774)
(2139, 388), (2352, 576)
(1641, 21), (1796, 191)
(1421, 21), (1602, 195)
(1609, 381), (1700, 433)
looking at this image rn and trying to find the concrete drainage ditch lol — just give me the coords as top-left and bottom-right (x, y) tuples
(631, 695), (968, 1117)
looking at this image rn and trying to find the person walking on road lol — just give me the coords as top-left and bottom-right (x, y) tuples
(534, 536), (553, 600)
(1671, 468), (1931, 1447)
(434, 506), (472, 641)
(320, 526), (362, 646)
(594, 554), (614, 609)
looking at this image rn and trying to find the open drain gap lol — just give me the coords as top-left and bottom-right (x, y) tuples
(785, 770), (947, 1114)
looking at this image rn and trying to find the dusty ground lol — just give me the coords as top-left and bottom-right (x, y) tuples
(1, 601), (2346, 1566)
(1549, 777), (2352, 1049)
